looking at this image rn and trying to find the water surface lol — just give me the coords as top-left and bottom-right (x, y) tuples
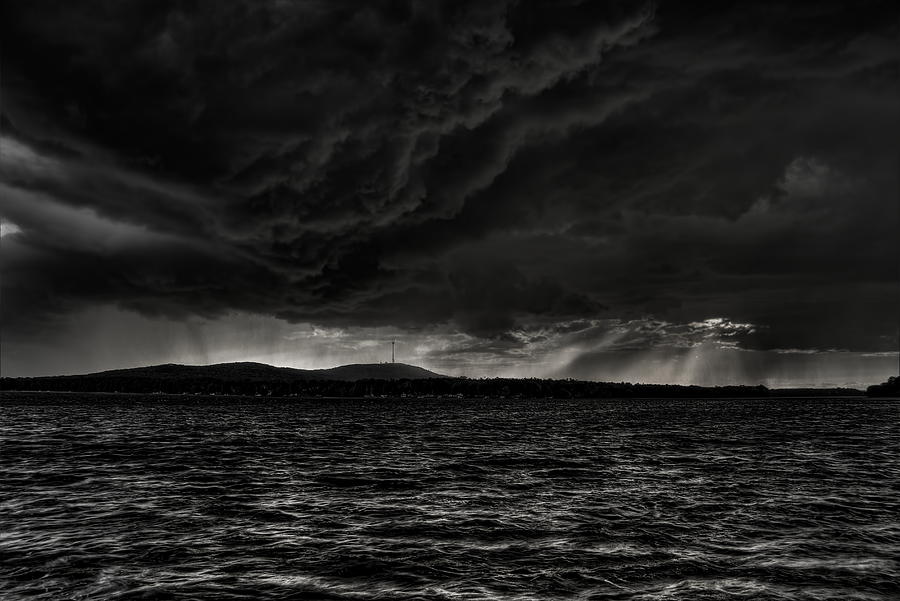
(1, 393), (898, 600)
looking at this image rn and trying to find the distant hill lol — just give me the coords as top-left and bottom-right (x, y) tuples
(50, 361), (446, 382)
(311, 363), (442, 381)
(0, 362), (866, 398)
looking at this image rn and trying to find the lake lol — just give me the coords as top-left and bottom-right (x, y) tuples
(1, 393), (898, 600)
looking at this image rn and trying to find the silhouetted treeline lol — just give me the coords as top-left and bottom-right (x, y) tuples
(1, 375), (863, 398)
(867, 376), (900, 397)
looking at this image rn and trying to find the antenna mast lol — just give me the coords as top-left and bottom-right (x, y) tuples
(391, 340), (395, 363)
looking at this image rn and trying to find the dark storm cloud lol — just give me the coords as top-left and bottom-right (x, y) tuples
(1, 0), (897, 362)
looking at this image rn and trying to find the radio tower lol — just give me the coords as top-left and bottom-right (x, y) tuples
(391, 340), (395, 363)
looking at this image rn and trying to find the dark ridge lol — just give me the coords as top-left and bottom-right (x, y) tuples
(23, 361), (445, 382)
(0, 362), (865, 398)
(92, 362), (304, 381)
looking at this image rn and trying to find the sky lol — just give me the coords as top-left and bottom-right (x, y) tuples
(1, 0), (898, 387)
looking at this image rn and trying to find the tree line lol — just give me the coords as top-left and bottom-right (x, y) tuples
(866, 376), (899, 397)
(0, 375), (864, 398)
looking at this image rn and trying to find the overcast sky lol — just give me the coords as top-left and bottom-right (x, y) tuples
(1, 0), (897, 386)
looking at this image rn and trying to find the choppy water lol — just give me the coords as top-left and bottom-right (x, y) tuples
(1, 393), (898, 600)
